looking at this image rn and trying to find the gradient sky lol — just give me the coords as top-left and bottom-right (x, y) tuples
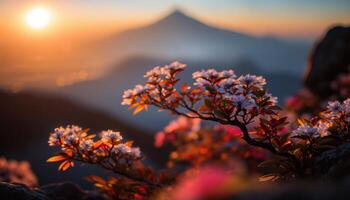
(0, 0), (349, 90)
(1, 0), (350, 40)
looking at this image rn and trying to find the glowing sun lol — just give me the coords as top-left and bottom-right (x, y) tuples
(26, 7), (51, 29)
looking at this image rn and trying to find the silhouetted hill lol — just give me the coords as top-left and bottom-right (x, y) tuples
(0, 90), (167, 186)
(99, 9), (309, 74)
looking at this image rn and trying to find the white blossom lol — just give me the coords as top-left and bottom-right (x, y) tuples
(343, 98), (350, 114)
(218, 78), (236, 89)
(316, 121), (331, 137)
(112, 144), (141, 159)
(144, 66), (162, 82)
(130, 147), (141, 158)
(101, 130), (123, 143)
(144, 61), (186, 82)
(326, 101), (342, 115)
(63, 134), (79, 145)
(265, 93), (278, 106)
(48, 125), (82, 146)
(237, 74), (266, 89)
(219, 70), (236, 78)
(167, 61), (187, 71)
(231, 95), (257, 110)
(325, 98), (350, 121)
(291, 124), (319, 138)
(80, 139), (94, 151)
(193, 69), (236, 87)
(121, 84), (154, 105)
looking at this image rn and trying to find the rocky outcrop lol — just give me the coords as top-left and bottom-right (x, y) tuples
(304, 26), (350, 98)
(235, 178), (350, 200)
(0, 182), (107, 200)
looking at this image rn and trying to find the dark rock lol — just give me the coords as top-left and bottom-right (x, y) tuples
(304, 26), (350, 98)
(41, 182), (107, 200)
(235, 180), (350, 200)
(315, 143), (350, 180)
(0, 182), (108, 200)
(0, 182), (47, 200)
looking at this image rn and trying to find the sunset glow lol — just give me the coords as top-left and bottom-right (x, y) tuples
(26, 7), (51, 29)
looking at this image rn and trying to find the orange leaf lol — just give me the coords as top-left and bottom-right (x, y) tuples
(297, 118), (305, 126)
(47, 155), (67, 162)
(259, 174), (277, 182)
(130, 103), (139, 109)
(78, 128), (90, 137)
(125, 140), (134, 147)
(133, 105), (146, 115)
(86, 134), (96, 139)
(93, 140), (103, 149)
(198, 104), (209, 112)
(181, 84), (190, 92)
(58, 160), (73, 171)
(58, 161), (68, 170)
(65, 151), (74, 157)
(86, 175), (106, 184)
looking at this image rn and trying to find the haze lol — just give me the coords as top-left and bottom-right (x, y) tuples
(0, 0), (349, 91)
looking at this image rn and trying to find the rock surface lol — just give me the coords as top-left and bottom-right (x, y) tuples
(304, 26), (350, 98)
(0, 182), (107, 200)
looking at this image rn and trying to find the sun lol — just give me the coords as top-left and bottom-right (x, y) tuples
(26, 7), (51, 29)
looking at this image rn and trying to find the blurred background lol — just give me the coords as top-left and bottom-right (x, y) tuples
(0, 0), (349, 186)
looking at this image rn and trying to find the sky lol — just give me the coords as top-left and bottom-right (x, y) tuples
(0, 0), (349, 40)
(0, 0), (349, 90)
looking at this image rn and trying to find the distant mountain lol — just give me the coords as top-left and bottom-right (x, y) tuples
(98, 9), (310, 74)
(58, 56), (301, 133)
(0, 90), (167, 186)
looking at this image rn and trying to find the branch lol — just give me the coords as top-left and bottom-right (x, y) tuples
(168, 104), (298, 162)
(73, 157), (163, 188)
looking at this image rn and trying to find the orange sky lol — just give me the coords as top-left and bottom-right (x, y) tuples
(1, 1), (349, 41)
(0, 0), (349, 90)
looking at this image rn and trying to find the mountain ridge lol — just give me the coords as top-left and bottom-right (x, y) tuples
(98, 9), (309, 74)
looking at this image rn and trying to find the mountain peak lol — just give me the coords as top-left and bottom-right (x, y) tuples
(167, 9), (189, 18)
(151, 9), (205, 28)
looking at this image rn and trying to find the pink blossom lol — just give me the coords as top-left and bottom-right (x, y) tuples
(172, 167), (233, 200)
(155, 132), (165, 147)
(285, 96), (301, 108)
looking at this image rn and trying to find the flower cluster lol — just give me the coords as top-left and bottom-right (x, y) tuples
(121, 62), (350, 182)
(155, 116), (268, 169)
(48, 125), (82, 146)
(324, 99), (350, 121)
(123, 62), (278, 127)
(257, 98), (350, 181)
(46, 63), (350, 199)
(155, 116), (201, 147)
(122, 62), (294, 178)
(48, 126), (141, 165)
(122, 61), (187, 113)
(291, 99), (350, 139)
(0, 157), (38, 187)
(46, 125), (167, 191)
